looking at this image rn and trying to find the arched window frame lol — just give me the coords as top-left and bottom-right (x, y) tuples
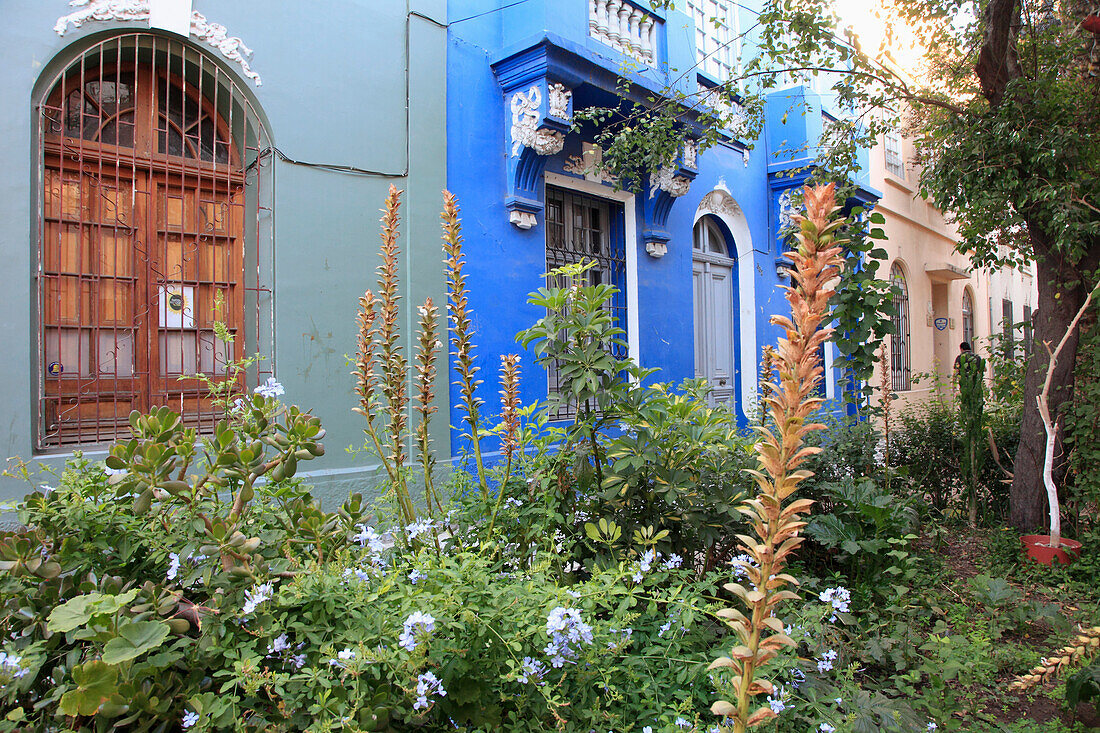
(889, 262), (911, 392)
(961, 287), (975, 347)
(34, 33), (274, 450)
(692, 215), (731, 257)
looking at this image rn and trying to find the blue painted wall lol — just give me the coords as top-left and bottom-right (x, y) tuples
(445, 0), (878, 455)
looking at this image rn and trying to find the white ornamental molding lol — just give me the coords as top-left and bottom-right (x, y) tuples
(510, 86), (564, 156)
(509, 86), (541, 156)
(532, 128), (565, 156)
(777, 189), (796, 231)
(55, 0), (262, 86)
(547, 83), (572, 120)
(682, 139), (697, 169)
(509, 210), (537, 229)
(649, 166), (691, 199)
(699, 189), (743, 220)
(645, 241), (668, 258)
(563, 152), (617, 184)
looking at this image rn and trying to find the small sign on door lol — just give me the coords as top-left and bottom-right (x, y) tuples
(159, 285), (195, 329)
(934, 317), (948, 331)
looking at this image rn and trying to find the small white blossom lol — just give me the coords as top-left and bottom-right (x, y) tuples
(413, 670), (447, 710)
(399, 611), (437, 651)
(820, 724), (836, 733)
(241, 582), (275, 616)
(408, 569), (426, 585)
(166, 553), (181, 581)
(253, 377), (285, 399)
(182, 711), (199, 729)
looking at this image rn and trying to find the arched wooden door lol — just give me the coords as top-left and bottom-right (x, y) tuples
(38, 41), (254, 448)
(692, 216), (736, 406)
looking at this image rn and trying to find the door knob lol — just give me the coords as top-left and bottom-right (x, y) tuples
(718, 379), (727, 386)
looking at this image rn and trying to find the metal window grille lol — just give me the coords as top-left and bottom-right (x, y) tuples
(36, 33), (274, 450)
(1023, 304), (1033, 355)
(544, 185), (626, 420)
(962, 288), (974, 346)
(889, 264), (911, 391)
(884, 133), (904, 178)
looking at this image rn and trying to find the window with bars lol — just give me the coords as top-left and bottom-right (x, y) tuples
(1023, 304), (1033, 355)
(36, 34), (273, 449)
(544, 185), (627, 420)
(889, 263), (911, 391)
(1002, 299), (1015, 360)
(884, 132), (904, 178)
(685, 0), (741, 81)
(962, 288), (975, 346)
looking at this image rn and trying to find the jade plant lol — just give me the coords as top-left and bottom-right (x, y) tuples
(710, 183), (846, 731)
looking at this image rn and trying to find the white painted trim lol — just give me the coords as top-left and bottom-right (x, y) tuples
(693, 195), (757, 419)
(544, 172), (640, 367)
(825, 338), (837, 400)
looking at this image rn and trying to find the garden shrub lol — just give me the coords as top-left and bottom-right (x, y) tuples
(889, 397), (960, 518)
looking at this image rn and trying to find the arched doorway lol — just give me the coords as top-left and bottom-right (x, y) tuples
(36, 34), (272, 448)
(692, 215), (736, 406)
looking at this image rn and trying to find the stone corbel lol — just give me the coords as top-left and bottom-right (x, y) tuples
(504, 80), (573, 229)
(641, 147), (697, 258)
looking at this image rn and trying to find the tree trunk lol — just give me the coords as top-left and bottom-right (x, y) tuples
(1009, 237), (1094, 531)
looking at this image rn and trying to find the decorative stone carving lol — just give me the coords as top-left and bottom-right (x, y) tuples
(645, 241), (667, 258)
(509, 86), (542, 157)
(509, 210), (537, 229)
(777, 189), (796, 231)
(55, 0), (263, 86)
(563, 147), (617, 184)
(682, 139), (697, 169)
(649, 166), (691, 199)
(532, 128), (565, 156)
(698, 189), (743, 220)
(547, 83), (572, 120)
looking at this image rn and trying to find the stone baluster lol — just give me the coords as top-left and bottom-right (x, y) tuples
(628, 9), (642, 58)
(639, 15), (654, 63)
(642, 14), (651, 63)
(618, 3), (632, 54)
(605, 0), (622, 48)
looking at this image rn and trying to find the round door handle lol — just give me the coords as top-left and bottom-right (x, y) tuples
(718, 379), (727, 386)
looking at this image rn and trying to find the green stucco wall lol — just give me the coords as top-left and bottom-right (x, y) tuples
(0, 0), (448, 517)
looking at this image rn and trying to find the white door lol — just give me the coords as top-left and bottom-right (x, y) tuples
(692, 218), (736, 406)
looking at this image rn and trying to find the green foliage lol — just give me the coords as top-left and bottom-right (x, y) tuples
(1066, 316), (1100, 512)
(967, 574), (1069, 641)
(1066, 661), (1100, 710)
(958, 353), (987, 525)
(804, 478), (918, 584)
(829, 209), (897, 413)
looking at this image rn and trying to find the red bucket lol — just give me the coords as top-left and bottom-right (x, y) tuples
(1021, 535), (1082, 566)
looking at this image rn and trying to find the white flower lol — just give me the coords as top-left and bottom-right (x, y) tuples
(664, 553), (683, 570)
(408, 569), (426, 584)
(182, 711), (199, 729)
(642, 728), (653, 733)
(820, 725), (836, 733)
(731, 553), (757, 580)
(927, 724), (937, 732)
(399, 611), (437, 651)
(269, 634), (290, 654)
(675, 718), (691, 729)
(413, 670), (447, 710)
(767, 685), (790, 714)
(337, 648), (355, 660)
(819, 586), (851, 621)
(817, 649), (837, 673)
(353, 524), (386, 554)
(517, 656), (547, 685)
(166, 553), (181, 581)
(405, 518), (434, 541)
(241, 582), (275, 616)
(253, 377), (285, 399)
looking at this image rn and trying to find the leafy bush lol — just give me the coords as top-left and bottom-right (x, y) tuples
(804, 477), (918, 584)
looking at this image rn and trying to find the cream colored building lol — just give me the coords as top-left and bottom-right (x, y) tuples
(870, 131), (1037, 407)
